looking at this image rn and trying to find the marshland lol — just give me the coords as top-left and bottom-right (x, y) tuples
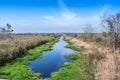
(0, 0), (120, 80)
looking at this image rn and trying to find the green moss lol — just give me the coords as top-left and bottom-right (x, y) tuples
(0, 37), (59, 80)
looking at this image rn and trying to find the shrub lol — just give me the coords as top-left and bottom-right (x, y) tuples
(0, 34), (59, 66)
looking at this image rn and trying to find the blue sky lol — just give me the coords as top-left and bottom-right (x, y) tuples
(0, 0), (120, 33)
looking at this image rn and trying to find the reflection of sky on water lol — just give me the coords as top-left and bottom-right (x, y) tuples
(28, 36), (78, 78)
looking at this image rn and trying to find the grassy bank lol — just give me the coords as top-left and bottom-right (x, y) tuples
(47, 36), (95, 80)
(64, 38), (82, 51)
(0, 36), (59, 80)
(0, 34), (59, 66)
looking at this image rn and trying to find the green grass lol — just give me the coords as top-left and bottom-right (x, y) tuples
(65, 54), (79, 60)
(0, 34), (59, 66)
(0, 37), (59, 80)
(46, 37), (95, 80)
(64, 38), (82, 51)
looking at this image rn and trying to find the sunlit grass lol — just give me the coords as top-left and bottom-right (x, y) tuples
(0, 36), (59, 80)
(0, 34), (58, 66)
(47, 37), (95, 80)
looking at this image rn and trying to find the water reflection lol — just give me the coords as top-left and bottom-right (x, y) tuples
(28, 36), (78, 78)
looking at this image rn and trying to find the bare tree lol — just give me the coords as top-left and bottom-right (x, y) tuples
(83, 24), (94, 41)
(102, 13), (120, 51)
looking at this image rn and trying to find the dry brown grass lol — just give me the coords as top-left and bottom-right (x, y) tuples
(66, 35), (120, 80)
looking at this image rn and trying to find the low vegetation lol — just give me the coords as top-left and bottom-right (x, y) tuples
(65, 54), (79, 60)
(0, 34), (59, 66)
(64, 38), (81, 51)
(0, 24), (13, 39)
(0, 35), (59, 80)
(46, 36), (95, 80)
(0, 12), (120, 80)
(65, 12), (120, 80)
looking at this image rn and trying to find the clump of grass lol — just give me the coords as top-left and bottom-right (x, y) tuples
(66, 45), (80, 51)
(0, 35), (60, 80)
(65, 54), (79, 60)
(87, 48), (106, 63)
(64, 37), (82, 51)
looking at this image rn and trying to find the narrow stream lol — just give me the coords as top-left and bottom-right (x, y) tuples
(28, 36), (78, 78)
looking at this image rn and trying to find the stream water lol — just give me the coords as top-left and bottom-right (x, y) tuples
(28, 36), (78, 78)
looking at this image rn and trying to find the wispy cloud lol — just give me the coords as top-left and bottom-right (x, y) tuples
(1, 0), (110, 33)
(42, 0), (110, 29)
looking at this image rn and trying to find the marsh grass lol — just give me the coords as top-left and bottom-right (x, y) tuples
(65, 54), (79, 60)
(46, 37), (95, 80)
(0, 34), (59, 66)
(49, 54), (95, 80)
(64, 38), (81, 51)
(0, 36), (59, 80)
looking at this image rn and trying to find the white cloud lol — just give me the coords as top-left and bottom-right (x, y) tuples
(1, 0), (110, 33)
(42, 4), (110, 29)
